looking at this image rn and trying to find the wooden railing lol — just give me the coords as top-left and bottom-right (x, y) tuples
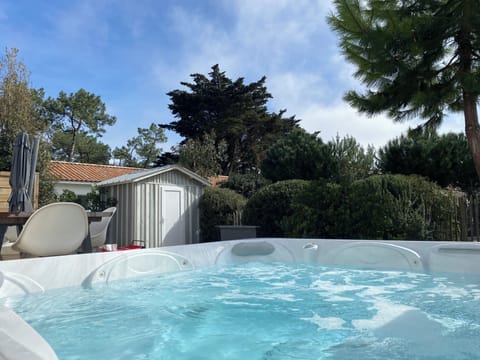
(464, 192), (480, 241)
(440, 191), (480, 241)
(0, 171), (39, 211)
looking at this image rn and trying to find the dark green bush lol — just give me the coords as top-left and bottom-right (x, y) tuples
(57, 187), (117, 211)
(285, 175), (459, 241)
(378, 130), (479, 190)
(199, 187), (247, 242)
(220, 172), (270, 198)
(242, 180), (309, 237)
(345, 174), (457, 240)
(58, 189), (78, 202)
(285, 180), (347, 238)
(261, 129), (334, 182)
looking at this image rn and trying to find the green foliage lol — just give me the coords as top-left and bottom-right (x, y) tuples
(0, 48), (55, 207)
(44, 88), (116, 162)
(79, 187), (117, 211)
(134, 124), (167, 167)
(162, 64), (299, 174)
(287, 175), (459, 241)
(113, 123), (166, 168)
(378, 130), (479, 190)
(155, 151), (179, 167)
(199, 187), (247, 242)
(261, 132), (375, 184)
(261, 129), (333, 182)
(327, 135), (376, 184)
(220, 172), (270, 198)
(346, 175), (457, 240)
(328, 0), (480, 178)
(57, 187), (117, 211)
(284, 180), (346, 238)
(51, 131), (111, 164)
(178, 130), (227, 177)
(242, 180), (309, 237)
(328, 0), (480, 122)
(112, 145), (135, 167)
(58, 189), (77, 202)
(0, 48), (46, 170)
(38, 174), (57, 207)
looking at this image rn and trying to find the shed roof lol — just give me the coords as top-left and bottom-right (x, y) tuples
(97, 165), (211, 187)
(49, 161), (143, 183)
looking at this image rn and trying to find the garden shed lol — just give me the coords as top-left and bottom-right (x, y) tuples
(97, 165), (211, 248)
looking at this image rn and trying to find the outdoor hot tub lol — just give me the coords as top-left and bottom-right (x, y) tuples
(1, 238), (479, 359)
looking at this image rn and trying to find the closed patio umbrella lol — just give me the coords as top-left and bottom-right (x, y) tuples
(8, 132), (33, 213)
(1, 132), (34, 256)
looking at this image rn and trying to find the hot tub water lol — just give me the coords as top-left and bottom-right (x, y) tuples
(3, 262), (480, 359)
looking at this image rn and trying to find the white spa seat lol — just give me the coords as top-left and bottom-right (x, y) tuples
(324, 241), (424, 271)
(11, 202), (89, 257)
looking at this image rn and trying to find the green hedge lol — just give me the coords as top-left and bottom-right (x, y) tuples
(205, 175), (459, 241)
(242, 180), (309, 237)
(345, 175), (457, 240)
(284, 180), (346, 238)
(287, 175), (459, 240)
(199, 187), (247, 242)
(220, 173), (270, 198)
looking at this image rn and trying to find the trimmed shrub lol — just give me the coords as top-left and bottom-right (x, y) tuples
(285, 175), (459, 241)
(242, 180), (309, 237)
(220, 172), (271, 198)
(345, 175), (458, 240)
(199, 187), (247, 242)
(285, 180), (347, 238)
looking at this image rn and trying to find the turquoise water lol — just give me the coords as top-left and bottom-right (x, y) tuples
(3, 262), (480, 359)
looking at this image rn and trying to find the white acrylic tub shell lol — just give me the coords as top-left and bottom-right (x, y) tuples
(1, 238), (480, 360)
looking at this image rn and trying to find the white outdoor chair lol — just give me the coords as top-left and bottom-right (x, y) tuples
(11, 202), (89, 257)
(89, 206), (117, 249)
(3, 226), (18, 243)
(1, 226), (20, 258)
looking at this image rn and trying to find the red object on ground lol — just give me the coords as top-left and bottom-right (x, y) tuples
(98, 244), (143, 252)
(117, 245), (143, 251)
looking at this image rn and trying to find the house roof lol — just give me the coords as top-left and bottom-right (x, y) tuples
(97, 164), (211, 187)
(49, 161), (143, 183)
(208, 175), (229, 187)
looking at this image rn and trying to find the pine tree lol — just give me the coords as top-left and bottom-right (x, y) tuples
(328, 0), (480, 177)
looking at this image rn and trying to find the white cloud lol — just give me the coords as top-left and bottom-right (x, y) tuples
(300, 103), (411, 148)
(438, 113), (465, 134)
(146, 0), (414, 150)
(151, 0), (334, 85)
(267, 72), (334, 112)
(12, 0), (463, 153)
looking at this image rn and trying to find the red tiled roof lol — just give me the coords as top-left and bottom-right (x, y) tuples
(208, 175), (228, 187)
(49, 161), (143, 183)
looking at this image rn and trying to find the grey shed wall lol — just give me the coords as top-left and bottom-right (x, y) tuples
(104, 169), (206, 248)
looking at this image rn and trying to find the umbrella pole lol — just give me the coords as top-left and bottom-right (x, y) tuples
(28, 136), (40, 204)
(0, 225), (6, 259)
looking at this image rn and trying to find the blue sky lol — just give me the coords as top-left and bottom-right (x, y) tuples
(1, 0), (465, 154)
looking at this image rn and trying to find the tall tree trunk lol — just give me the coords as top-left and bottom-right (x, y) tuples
(69, 129), (76, 162)
(463, 93), (480, 178)
(458, 0), (480, 179)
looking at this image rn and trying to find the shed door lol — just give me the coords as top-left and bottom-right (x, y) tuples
(162, 186), (185, 246)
